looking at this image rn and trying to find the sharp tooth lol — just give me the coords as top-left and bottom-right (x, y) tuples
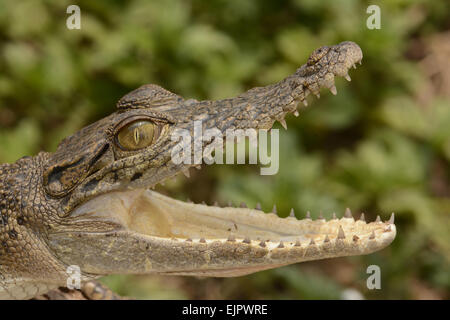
(272, 205), (277, 214)
(330, 85), (337, 95)
(369, 231), (376, 240)
(352, 235), (359, 242)
(352, 64), (357, 69)
(255, 203), (262, 210)
(293, 110), (299, 117)
(344, 208), (353, 219)
(388, 213), (395, 224)
(337, 225), (346, 239)
(240, 202), (247, 208)
(294, 240), (301, 247)
(359, 213), (365, 222)
(277, 241), (284, 248)
(243, 237), (251, 244)
(345, 74), (351, 82)
(182, 169), (190, 178)
(314, 92), (320, 99)
(289, 208), (296, 218)
(279, 119), (288, 130)
(306, 211), (311, 219)
(302, 99), (308, 107)
(324, 235), (330, 243)
(332, 212), (337, 219)
(375, 215), (381, 222)
(309, 238), (315, 245)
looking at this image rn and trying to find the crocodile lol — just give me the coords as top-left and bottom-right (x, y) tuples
(0, 41), (396, 300)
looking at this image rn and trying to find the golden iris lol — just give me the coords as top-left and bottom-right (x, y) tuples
(117, 120), (156, 150)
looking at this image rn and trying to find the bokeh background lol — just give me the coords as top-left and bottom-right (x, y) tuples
(0, 0), (449, 299)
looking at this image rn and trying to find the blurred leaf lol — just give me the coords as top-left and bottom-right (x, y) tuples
(0, 119), (41, 163)
(0, 0), (449, 299)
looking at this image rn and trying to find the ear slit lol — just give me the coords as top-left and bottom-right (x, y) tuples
(47, 157), (85, 185)
(44, 143), (110, 197)
(89, 143), (110, 167)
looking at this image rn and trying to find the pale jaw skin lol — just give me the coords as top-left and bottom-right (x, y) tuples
(50, 189), (396, 277)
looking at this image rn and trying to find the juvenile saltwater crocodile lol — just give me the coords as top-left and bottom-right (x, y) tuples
(0, 41), (396, 299)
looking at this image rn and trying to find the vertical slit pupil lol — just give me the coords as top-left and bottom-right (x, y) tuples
(134, 128), (140, 145)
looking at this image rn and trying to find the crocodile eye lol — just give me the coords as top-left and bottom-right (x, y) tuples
(116, 120), (158, 150)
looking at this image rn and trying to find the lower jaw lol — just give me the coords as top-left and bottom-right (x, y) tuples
(71, 189), (392, 243)
(60, 189), (396, 277)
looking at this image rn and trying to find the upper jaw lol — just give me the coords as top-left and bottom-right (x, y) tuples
(290, 41), (363, 101)
(328, 41), (363, 75)
(306, 41), (363, 76)
(66, 42), (364, 208)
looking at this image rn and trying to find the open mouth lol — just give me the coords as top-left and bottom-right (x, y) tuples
(73, 189), (395, 245)
(68, 188), (396, 276)
(49, 42), (395, 277)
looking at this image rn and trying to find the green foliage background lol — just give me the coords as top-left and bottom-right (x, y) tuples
(0, 0), (449, 299)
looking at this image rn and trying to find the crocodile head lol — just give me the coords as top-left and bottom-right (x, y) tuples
(43, 41), (396, 278)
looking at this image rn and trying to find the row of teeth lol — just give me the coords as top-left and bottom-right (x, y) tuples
(191, 200), (394, 224)
(167, 206), (394, 248)
(170, 224), (393, 250)
(276, 61), (361, 130)
(148, 165), (201, 188)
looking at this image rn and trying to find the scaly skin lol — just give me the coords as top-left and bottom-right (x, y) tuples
(0, 41), (396, 299)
